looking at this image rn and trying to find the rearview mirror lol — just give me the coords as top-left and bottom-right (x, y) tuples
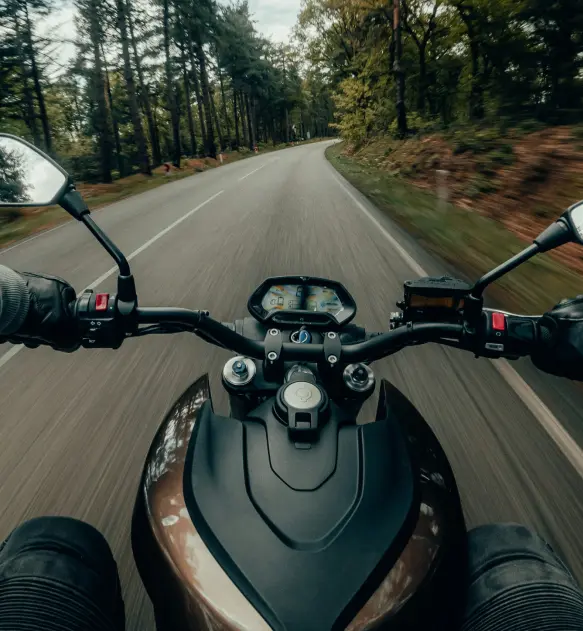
(0, 134), (69, 207)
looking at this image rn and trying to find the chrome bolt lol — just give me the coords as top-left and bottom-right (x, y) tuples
(328, 354), (338, 364)
(327, 332), (337, 339)
(232, 360), (248, 377)
(269, 329), (279, 336)
(267, 351), (278, 361)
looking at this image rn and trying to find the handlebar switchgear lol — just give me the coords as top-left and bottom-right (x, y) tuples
(75, 290), (125, 349)
(479, 310), (538, 358)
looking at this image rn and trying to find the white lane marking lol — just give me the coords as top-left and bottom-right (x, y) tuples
(330, 173), (426, 277)
(0, 190), (224, 370)
(0, 345), (24, 371)
(0, 223), (69, 255)
(237, 158), (279, 182)
(493, 360), (583, 478)
(331, 171), (583, 478)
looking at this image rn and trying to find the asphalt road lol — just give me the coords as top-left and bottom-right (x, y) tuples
(1, 140), (583, 630)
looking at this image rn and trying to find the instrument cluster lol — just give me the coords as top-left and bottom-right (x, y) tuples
(248, 276), (356, 327)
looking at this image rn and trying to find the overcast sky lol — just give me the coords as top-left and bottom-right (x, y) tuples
(39, 0), (303, 76)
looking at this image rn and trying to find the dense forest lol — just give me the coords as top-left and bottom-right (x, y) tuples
(298, 0), (583, 144)
(0, 0), (335, 184)
(1, 0), (582, 185)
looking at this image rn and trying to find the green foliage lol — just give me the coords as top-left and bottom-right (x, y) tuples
(299, 0), (583, 146)
(465, 174), (499, 198)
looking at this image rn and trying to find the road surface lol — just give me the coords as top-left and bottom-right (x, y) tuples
(1, 140), (583, 630)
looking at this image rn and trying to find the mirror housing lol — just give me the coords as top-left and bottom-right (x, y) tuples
(59, 187), (90, 220)
(534, 200), (583, 252)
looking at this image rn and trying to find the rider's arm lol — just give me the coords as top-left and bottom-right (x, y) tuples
(0, 265), (29, 335)
(0, 266), (79, 351)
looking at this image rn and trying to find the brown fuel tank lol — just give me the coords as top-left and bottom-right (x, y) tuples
(132, 375), (452, 631)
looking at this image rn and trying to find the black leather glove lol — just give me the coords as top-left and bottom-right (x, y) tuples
(2, 272), (79, 352)
(532, 296), (583, 381)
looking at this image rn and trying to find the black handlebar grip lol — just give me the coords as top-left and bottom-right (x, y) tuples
(537, 321), (555, 348)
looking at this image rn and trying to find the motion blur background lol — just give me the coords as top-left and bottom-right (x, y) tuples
(1, 0), (583, 629)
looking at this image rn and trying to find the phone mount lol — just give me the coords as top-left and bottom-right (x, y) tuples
(60, 183), (137, 315)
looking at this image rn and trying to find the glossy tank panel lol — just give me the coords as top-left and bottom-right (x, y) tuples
(346, 379), (466, 630)
(133, 376), (465, 631)
(132, 374), (269, 631)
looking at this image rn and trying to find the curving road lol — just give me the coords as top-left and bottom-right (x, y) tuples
(1, 140), (583, 630)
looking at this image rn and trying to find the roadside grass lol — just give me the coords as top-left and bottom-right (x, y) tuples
(326, 142), (582, 313)
(0, 137), (328, 249)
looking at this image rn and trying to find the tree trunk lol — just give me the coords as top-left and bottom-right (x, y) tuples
(417, 48), (426, 115)
(89, 1), (113, 183)
(393, 0), (407, 137)
(127, 0), (161, 165)
(245, 94), (255, 150)
(233, 89), (240, 147)
(180, 42), (197, 156)
(218, 68), (232, 145)
(240, 91), (249, 147)
(184, 31), (207, 151)
(468, 39), (484, 120)
(210, 86), (224, 151)
(23, 3), (51, 152)
(13, 14), (40, 146)
(194, 37), (216, 158)
(163, 0), (181, 167)
(101, 43), (124, 176)
(117, 0), (150, 174)
(252, 100), (259, 143)
(456, 7), (484, 120)
(281, 48), (289, 142)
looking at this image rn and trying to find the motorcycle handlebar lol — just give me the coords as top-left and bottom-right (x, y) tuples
(134, 307), (465, 362)
(76, 296), (542, 362)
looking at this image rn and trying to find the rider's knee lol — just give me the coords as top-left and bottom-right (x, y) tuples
(463, 523), (583, 630)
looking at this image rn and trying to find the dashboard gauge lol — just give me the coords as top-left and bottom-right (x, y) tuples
(248, 276), (356, 327)
(305, 286), (343, 317)
(260, 285), (303, 311)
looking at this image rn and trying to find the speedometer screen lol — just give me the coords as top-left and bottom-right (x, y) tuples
(305, 286), (343, 317)
(261, 285), (303, 311)
(260, 283), (343, 316)
(249, 276), (356, 326)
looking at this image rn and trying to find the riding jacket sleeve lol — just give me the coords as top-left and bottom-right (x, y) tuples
(0, 265), (29, 335)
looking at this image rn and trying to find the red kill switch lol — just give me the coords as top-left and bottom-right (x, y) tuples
(492, 312), (506, 331)
(95, 293), (109, 312)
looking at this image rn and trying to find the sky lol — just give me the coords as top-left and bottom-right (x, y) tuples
(39, 0), (303, 76)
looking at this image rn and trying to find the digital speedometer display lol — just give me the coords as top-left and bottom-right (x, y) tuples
(249, 276), (357, 327)
(305, 286), (343, 316)
(260, 284), (344, 317)
(261, 285), (303, 311)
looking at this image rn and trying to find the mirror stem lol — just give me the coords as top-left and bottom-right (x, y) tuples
(82, 215), (131, 277)
(471, 243), (539, 300)
(59, 184), (137, 307)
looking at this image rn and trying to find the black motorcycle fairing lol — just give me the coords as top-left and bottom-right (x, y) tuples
(375, 379), (461, 498)
(372, 379), (468, 629)
(183, 399), (419, 631)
